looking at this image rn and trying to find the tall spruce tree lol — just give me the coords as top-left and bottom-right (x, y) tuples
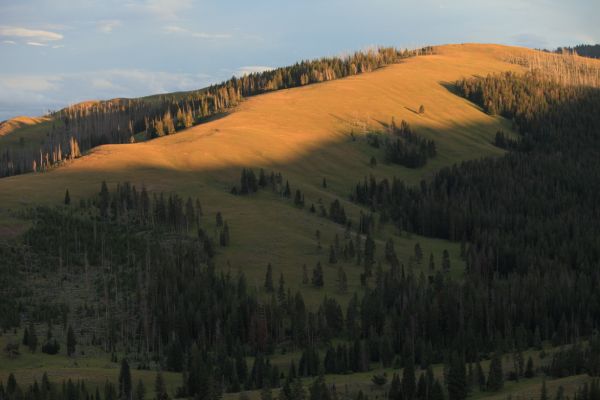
(403, 358), (417, 400)
(265, 264), (274, 292)
(66, 326), (76, 357)
(487, 353), (504, 391)
(119, 359), (132, 400)
(446, 353), (467, 400)
(27, 322), (37, 353)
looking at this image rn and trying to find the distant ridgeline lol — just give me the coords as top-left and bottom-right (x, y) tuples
(0, 46), (434, 178)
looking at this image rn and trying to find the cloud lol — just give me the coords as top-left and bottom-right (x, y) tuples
(27, 41), (47, 47)
(0, 26), (63, 42)
(125, 0), (192, 20)
(0, 69), (215, 120)
(90, 69), (212, 94)
(510, 33), (549, 49)
(163, 25), (232, 39)
(0, 74), (62, 93)
(3, 40), (16, 45)
(97, 20), (121, 34)
(91, 77), (120, 90)
(236, 66), (273, 76)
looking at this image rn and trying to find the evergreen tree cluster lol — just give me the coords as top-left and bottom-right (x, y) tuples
(554, 44), (600, 59)
(366, 120), (436, 168)
(384, 120), (436, 168)
(354, 72), (600, 277)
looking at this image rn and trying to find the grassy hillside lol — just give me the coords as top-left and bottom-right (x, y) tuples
(0, 44), (522, 296)
(0, 116), (54, 150)
(0, 43), (558, 397)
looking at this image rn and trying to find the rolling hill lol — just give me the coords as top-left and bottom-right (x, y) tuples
(0, 43), (522, 297)
(4, 43), (597, 400)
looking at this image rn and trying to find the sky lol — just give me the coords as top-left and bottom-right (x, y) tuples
(0, 0), (598, 121)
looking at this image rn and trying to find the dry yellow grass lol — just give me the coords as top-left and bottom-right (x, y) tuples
(0, 115), (49, 137)
(0, 43), (531, 302)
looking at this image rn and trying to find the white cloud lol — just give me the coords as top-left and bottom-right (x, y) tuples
(0, 69), (214, 120)
(0, 74), (62, 93)
(91, 77), (120, 90)
(511, 33), (548, 49)
(163, 25), (232, 39)
(27, 41), (47, 47)
(236, 66), (273, 76)
(0, 26), (63, 42)
(125, 0), (192, 20)
(91, 69), (212, 94)
(97, 20), (121, 33)
(3, 40), (16, 45)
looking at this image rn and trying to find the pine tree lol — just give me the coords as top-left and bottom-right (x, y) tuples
(555, 386), (565, 400)
(414, 243), (423, 263)
(302, 264), (309, 285)
(389, 373), (401, 400)
(403, 358), (417, 400)
(64, 189), (71, 205)
(259, 169), (267, 187)
(442, 250), (451, 272)
(540, 378), (548, 400)
(66, 326), (77, 357)
(419, 105), (425, 114)
(337, 267), (347, 294)
(99, 181), (110, 218)
(22, 327), (29, 347)
(329, 245), (337, 264)
(6, 373), (17, 395)
(476, 361), (486, 391)
(291, 377), (306, 400)
(155, 371), (168, 400)
(278, 273), (286, 305)
(364, 234), (375, 271)
(312, 262), (324, 288)
(134, 380), (145, 400)
(220, 222), (230, 246)
(525, 356), (534, 378)
(487, 353), (504, 391)
(417, 373), (427, 400)
(294, 190), (304, 207)
(260, 384), (272, 400)
(447, 353), (467, 400)
(431, 379), (445, 400)
(309, 375), (330, 400)
(119, 359), (132, 400)
(429, 253), (435, 271)
(265, 264), (274, 292)
(322, 178), (327, 188)
(28, 321), (37, 353)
